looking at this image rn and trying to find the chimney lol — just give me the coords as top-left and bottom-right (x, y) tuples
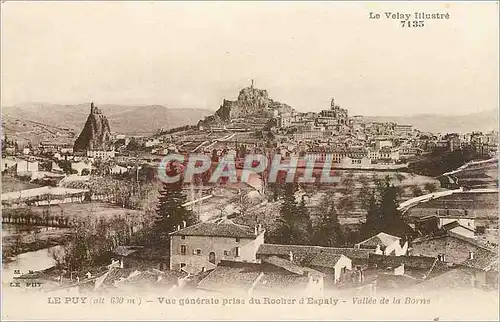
(182, 220), (186, 228)
(90, 102), (95, 114)
(258, 224), (262, 233)
(254, 225), (258, 235)
(289, 251), (294, 262)
(469, 251), (474, 260)
(177, 225), (180, 231)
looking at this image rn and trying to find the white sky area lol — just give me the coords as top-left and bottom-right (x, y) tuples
(1, 1), (498, 115)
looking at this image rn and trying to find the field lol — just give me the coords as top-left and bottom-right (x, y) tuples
(1, 175), (42, 193)
(408, 192), (498, 214)
(27, 202), (146, 220)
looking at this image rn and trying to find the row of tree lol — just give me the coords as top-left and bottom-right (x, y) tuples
(268, 173), (414, 247)
(50, 213), (149, 274)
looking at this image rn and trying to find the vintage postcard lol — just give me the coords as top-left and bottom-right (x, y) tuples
(1, 1), (499, 321)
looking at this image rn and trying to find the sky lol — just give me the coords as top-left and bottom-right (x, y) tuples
(1, 1), (498, 116)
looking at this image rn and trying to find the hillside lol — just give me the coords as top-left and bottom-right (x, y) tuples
(1, 116), (76, 145)
(364, 109), (498, 134)
(1, 103), (213, 136)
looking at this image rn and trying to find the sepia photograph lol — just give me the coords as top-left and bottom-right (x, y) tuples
(1, 1), (499, 321)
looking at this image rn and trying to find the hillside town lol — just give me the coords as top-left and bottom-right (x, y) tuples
(1, 83), (498, 301)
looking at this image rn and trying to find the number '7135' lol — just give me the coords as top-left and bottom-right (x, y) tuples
(401, 20), (425, 27)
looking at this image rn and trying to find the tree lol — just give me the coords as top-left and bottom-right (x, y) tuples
(313, 200), (345, 247)
(424, 182), (438, 193)
(211, 150), (219, 162)
(360, 182), (413, 240)
(126, 138), (142, 151)
(357, 175), (372, 211)
(269, 183), (308, 245)
(359, 192), (381, 239)
(155, 181), (198, 237)
(336, 171), (356, 215)
(296, 195), (313, 243)
(394, 173), (406, 182)
(238, 144), (247, 159)
(233, 190), (255, 218)
(410, 185), (424, 197)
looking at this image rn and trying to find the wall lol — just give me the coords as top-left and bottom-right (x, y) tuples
(439, 218), (475, 231)
(333, 256), (352, 283)
(304, 275), (324, 296)
(71, 162), (92, 175)
(394, 264), (405, 276)
(385, 241), (408, 256)
(449, 226), (475, 238)
(16, 161), (38, 175)
(170, 232), (265, 271)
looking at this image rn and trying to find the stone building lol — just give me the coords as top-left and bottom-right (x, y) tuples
(169, 218), (265, 274)
(410, 230), (496, 265)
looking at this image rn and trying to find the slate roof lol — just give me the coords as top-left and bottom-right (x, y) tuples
(170, 218), (258, 239)
(356, 232), (400, 248)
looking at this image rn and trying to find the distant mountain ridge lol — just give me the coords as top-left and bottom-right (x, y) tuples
(2, 102), (496, 139)
(2, 102), (213, 135)
(363, 109), (498, 134)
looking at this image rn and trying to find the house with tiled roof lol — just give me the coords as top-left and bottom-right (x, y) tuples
(409, 268), (477, 292)
(459, 250), (498, 289)
(96, 267), (188, 293)
(111, 244), (170, 271)
(355, 232), (408, 256)
(256, 243), (372, 267)
(410, 230), (496, 265)
(308, 253), (352, 284)
(169, 218), (265, 274)
(256, 244), (367, 284)
(367, 253), (449, 280)
(196, 258), (324, 296)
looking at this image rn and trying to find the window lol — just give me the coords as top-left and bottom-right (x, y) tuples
(196, 249), (202, 256)
(235, 247), (240, 257)
(180, 245), (186, 255)
(180, 263), (186, 270)
(209, 252), (216, 264)
(181, 236), (186, 240)
(236, 238), (240, 242)
(224, 251), (229, 256)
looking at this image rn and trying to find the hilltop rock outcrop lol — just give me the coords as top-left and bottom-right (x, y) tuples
(73, 102), (112, 152)
(199, 82), (294, 128)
